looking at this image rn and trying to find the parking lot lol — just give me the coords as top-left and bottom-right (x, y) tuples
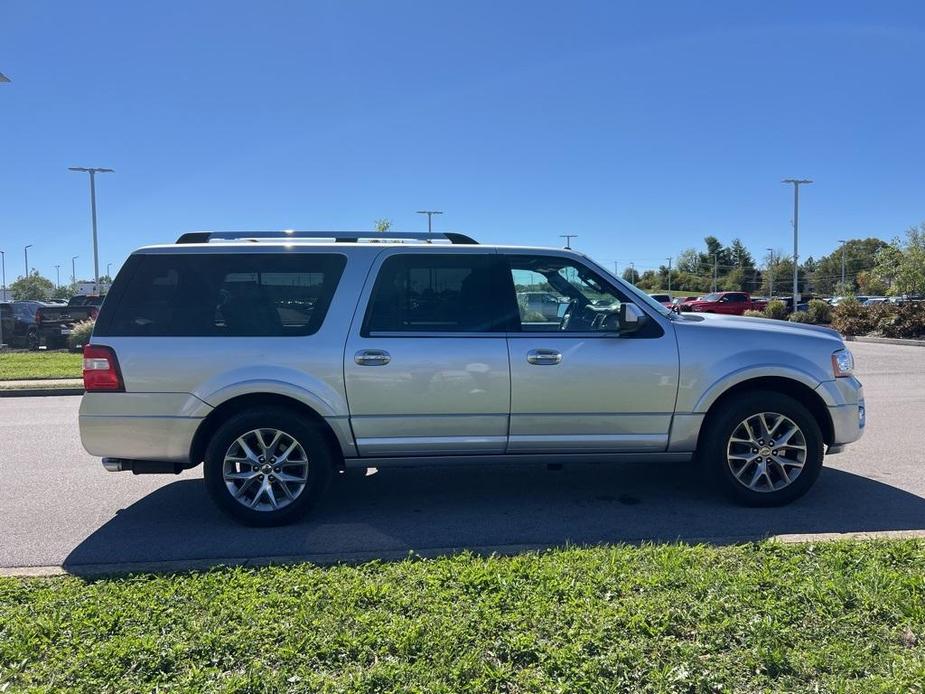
(1, 340), (922, 574)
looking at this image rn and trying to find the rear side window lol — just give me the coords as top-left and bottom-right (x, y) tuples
(363, 253), (509, 333)
(96, 253), (346, 337)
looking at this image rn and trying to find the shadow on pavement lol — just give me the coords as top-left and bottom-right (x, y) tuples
(63, 462), (925, 574)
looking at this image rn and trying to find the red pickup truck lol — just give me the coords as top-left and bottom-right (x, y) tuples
(678, 291), (767, 315)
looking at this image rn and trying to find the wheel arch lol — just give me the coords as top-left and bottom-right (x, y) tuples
(189, 393), (347, 470)
(697, 376), (834, 449)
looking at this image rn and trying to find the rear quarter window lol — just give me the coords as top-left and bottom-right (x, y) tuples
(95, 252), (346, 337)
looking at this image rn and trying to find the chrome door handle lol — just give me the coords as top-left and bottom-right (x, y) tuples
(526, 348), (562, 365)
(354, 349), (391, 366)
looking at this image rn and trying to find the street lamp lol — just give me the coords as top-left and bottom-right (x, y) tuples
(666, 257), (673, 295)
(69, 166), (114, 294)
(837, 239), (847, 292)
(55, 265), (61, 288)
(560, 234), (577, 249)
(782, 179), (813, 310)
(765, 248), (775, 296)
(24, 244), (32, 278)
(71, 256), (79, 286)
(416, 210), (443, 233)
(106, 262), (112, 279)
(0, 250), (5, 348)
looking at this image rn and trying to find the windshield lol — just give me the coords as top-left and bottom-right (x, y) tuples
(587, 259), (672, 318)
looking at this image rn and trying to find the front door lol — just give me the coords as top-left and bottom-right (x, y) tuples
(344, 250), (511, 457)
(502, 251), (679, 453)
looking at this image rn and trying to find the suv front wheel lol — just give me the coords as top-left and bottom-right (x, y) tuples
(203, 408), (333, 526)
(701, 391), (824, 506)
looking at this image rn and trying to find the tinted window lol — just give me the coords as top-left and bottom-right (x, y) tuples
(364, 254), (505, 333)
(99, 253), (346, 337)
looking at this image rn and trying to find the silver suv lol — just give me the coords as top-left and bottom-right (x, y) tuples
(79, 231), (865, 525)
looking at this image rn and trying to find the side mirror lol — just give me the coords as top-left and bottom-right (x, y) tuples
(616, 303), (647, 334)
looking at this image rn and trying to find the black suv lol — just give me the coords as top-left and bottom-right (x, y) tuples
(0, 301), (44, 350)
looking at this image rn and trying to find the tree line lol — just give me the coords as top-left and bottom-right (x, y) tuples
(629, 222), (925, 297)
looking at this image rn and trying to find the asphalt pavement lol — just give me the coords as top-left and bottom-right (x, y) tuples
(2, 341), (923, 575)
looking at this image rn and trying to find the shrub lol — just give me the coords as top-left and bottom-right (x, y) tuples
(806, 299), (832, 324)
(743, 310), (765, 318)
(788, 311), (814, 323)
(875, 302), (925, 339)
(830, 299), (874, 336)
(763, 300), (788, 320)
(67, 319), (95, 350)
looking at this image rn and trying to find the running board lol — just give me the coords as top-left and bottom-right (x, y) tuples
(344, 452), (693, 469)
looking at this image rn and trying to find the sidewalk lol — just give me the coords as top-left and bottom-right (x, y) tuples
(0, 378), (84, 397)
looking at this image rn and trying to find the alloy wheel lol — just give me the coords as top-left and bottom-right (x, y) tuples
(726, 412), (807, 493)
(222, 428), (310, 512)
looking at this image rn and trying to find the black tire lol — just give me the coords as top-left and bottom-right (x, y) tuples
(700, 390), (824, 507)
(203, 408), (334, 526)
(26, 329), (39, 351)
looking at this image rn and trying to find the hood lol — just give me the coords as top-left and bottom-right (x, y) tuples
(673, 311), (844, 343)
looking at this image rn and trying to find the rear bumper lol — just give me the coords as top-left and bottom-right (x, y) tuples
(80, 414), (203, 463)
(78, 392), (210, 464)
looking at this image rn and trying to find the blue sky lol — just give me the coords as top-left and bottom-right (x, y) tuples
(2, 1), (924, 282)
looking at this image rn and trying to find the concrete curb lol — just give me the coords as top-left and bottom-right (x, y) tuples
(845, 335), (925, 347)
(0, 387), (83, 397)
(4, 530), (925, 578)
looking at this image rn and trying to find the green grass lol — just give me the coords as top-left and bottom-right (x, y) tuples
(0, 351), (82, 380)
(2, 542), (924, 692)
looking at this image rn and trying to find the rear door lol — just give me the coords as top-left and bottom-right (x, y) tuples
(501, 251), (679, 453)
(344, 249), (512, 457)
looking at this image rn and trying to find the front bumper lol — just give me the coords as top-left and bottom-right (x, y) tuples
(816, 377), (865, 449)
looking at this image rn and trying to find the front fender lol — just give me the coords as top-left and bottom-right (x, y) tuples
(688, 362), (824, 414)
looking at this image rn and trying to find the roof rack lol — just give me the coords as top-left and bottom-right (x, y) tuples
(175, 230), (478, 245)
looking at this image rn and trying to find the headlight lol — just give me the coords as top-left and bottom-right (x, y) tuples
(832, 349), (854, 378)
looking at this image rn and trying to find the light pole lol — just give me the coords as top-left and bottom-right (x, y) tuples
(106, 262), (112, 279)
(629, 262), (635, 285)
(712, 254), (718, 292)
(71, 256), (79, 286)
(24, 244), (32, 278)
(838, 239), (847, 292)
(55, 265), (61, 288)
(69, 166), (113, 294)
(0, 250), (5, 348)
(765, 248), (775, 296)
(416, 210), (443, 233)
(782, 179), (812, 310)
(560, 234), (577, 249)
(666, 257), (673, 294)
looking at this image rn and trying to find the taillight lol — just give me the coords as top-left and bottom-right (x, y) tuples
(83, 344), (125, 392)
(88, 307), (99, 320)
(34, 309), (43, 323)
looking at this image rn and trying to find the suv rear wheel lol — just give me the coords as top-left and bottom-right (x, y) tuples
(203, 408), (333, 526)
(701, 391), (824, 506)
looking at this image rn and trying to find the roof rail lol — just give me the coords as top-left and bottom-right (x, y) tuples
(175, 230), (478, 245)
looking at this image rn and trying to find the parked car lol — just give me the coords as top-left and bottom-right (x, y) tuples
(648, 293), (674, 308)
(79, 231), (865, 525)
(35, 301), (101, 349)
(862, 297), (888, 306)
(517, 291), (566, 321)
(0, 301), (43, 349)
(67, 294), (105, 308)
(679, 292), (768, 315)
(830, 296), (870, 306)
